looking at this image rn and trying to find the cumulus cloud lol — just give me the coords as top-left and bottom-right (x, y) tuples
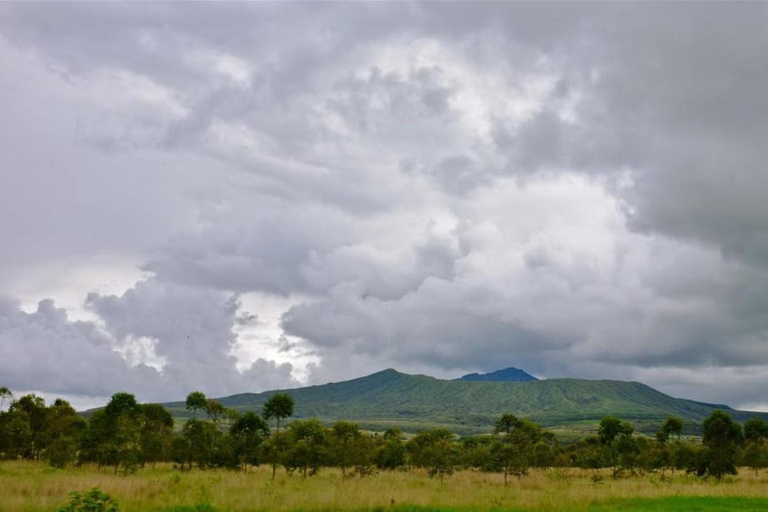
(2, 3), (768, 410)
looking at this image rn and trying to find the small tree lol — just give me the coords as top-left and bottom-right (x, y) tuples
(262, 394), (294, 433)
(656, 416), (683, 444)
(230, 412), (270, 471)
(492, 414), (543, 484)
(185, 392), (207, 421)
(375, 428), (406, 471)
(742, 417), (768, 475)
(408, 429), (457, 483)
(284, 418), (327, 477)
(597, 415), (634, 476)
(330, 421), (361, 479)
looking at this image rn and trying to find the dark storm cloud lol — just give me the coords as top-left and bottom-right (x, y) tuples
(3, 2), (768, 409)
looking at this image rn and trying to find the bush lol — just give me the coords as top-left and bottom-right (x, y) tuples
(59, 487), (119, 512)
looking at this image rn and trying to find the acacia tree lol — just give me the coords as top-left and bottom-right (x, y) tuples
(262, 394), (294, 433)
(263, 394), (295, 479)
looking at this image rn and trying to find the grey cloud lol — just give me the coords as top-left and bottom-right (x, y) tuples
(86, 278), (300, 398)
(0, 296), (164, 399)
(0, 282), (299, 405)
(4, 2), (768, 412)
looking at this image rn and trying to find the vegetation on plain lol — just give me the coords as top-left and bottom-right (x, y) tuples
(3, 384), (768, 510)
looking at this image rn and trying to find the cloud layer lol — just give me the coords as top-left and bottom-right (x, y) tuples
(2, 3), (768, 409)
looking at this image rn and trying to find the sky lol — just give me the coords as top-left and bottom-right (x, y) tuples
(2, 2), (768, 411)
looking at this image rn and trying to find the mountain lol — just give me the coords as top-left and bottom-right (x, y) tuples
(158, 368), (768, 436)
(457, 367), (538, 382)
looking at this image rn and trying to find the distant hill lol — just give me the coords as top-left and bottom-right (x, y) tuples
(157, 368), (768, 436)
(457, 367), (538, 382)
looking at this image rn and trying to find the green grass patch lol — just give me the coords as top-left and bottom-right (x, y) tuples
(589, 496), (768, 511)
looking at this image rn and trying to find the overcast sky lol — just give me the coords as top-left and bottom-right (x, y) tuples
(2, 2), (768, 411)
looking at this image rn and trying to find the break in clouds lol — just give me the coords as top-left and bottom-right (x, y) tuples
(2, 3), (768, 410)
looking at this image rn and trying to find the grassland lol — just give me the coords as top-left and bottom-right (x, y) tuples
(3, 462), (768, 511)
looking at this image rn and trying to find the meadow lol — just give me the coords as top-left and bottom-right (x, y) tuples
(3, 462), (768, 512)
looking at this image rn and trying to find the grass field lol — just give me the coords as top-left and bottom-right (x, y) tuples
(3, 462), (768, 511)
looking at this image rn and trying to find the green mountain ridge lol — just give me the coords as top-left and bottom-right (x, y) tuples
(157, 368), (768, 436)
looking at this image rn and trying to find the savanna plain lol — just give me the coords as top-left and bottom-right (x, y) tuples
(3, 462), (768, 512)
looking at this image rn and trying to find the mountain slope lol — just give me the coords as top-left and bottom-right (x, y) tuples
(159, 369), (767, 435)
(457, 367), (538, 382)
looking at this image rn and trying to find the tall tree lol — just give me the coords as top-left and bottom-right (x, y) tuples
(45, 399), (84, 468)
(139, 404), (174, 468)
(492, 414), (543, 484)
(742, 417), (768, 475)
(263, 393), (295, 479)
(230, 412), (270, 471)
(330, 421), (361, 479)
(9, 394), (47, 460)
(103, 392), (143, 474)
(699, 410), (743, 479)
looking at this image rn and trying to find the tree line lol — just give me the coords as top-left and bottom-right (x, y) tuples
(1, 386), (767, 481)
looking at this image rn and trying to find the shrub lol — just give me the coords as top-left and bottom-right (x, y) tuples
(59, 487), (119, 512)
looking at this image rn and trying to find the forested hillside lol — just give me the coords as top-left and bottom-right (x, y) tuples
(159, 369), (763, 435)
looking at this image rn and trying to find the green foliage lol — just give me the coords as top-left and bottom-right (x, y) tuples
(59, 487), (119, 512)
(230, 411), (270, 468)
(699, 410), (744, 479)
(330, 421), (361, 478)
(744, 416), (768, 443)
(598, 416), (634, 445)
(158, 370), (768, 435)
(284, 418), (327, 477)
(185, 392), (207, 420)
(656, 416), (683, 444)
(492, 414), (550, 483)
(375, 428), (406, 471)
(262, 394), (294, 432)
(408, 428), (457, 482)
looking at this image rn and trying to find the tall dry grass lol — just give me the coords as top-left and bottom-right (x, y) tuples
(2, 462), (768, 511)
